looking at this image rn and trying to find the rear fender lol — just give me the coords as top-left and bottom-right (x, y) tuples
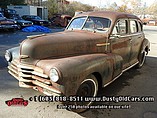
(140, 38), (150, 54)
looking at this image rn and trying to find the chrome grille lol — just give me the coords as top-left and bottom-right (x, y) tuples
(8, 59), (62, 95)
(8, 59), (49, 82)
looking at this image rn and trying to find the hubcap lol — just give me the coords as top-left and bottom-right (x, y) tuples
(76, 79), (97, 106)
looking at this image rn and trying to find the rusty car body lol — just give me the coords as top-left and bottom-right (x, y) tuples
(6, 11), (150, 112)
(50, 14), (72, 27)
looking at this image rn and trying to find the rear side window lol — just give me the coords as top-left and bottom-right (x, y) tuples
(130, 20), (138, 33)
(112, 19), (128, 35)
(138, 21), (143, 32)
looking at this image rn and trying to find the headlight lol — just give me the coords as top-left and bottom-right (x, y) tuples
(14, 21), (17, 24)
(49, 68), (59, 82)
(5, 51), (12, 62)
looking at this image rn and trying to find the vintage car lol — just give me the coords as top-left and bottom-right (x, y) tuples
(22, 15), (50, 27)
(2, 8), (17, 19)
(0, 13), (17, 31)
(50, 14), (72, 27)
(6, 11), (150, 112)
(9, 14), (33, 29)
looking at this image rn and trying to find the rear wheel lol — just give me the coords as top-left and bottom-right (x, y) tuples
(68, 74), (98, 113)
(136, 51), (146, 68)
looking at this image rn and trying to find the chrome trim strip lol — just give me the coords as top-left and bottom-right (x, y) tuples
(12, 60), (18, 65)
(18, 77), (32, 82)
(96, 43), (110, 47)
(8, 66), (18, 75)
(17, 64), (34, 70)
(103, 62), (138, 87)
(32, 71), (48, 78)
(27, 34), (46, 39)
(103, 73), (122, 87)
(18, 68), (48, 78)
(19, 72), (32, 77)
(15, 63), (48, 78)
(8, 70), (19, 80)
(20, 55), (29, 59)
(32, 80), (61, 94)
(32, 75), (51, 84)
(19, 82), (35, 88)
(122, 62), (138, 72)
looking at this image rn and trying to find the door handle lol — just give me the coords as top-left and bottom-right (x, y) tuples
(138, 36), (142, 38)
(129, 38), (132, 43)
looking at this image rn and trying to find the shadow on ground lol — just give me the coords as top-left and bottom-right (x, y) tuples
(78, 56), (157, 118)
(0, 56), (7, 69)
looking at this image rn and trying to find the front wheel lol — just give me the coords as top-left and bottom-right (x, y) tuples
(136, 51), (146, 68)
(68, 74), (98, 113)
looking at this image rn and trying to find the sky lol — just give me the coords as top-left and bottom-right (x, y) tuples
(67, 0), (156, 8)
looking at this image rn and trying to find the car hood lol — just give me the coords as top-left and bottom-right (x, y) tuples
(0, 19), (14, 24)
(32, 19), (47, 22)
(20, 30), (107, 65)
(0, 18), (6, 21)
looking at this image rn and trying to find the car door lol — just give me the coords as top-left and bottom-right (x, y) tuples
(110, 19), (131, 71)
(129, 19), (144, 65)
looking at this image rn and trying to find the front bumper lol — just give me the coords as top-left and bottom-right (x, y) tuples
(8, 59), (64, 96)
(0, 24), (18, 29)
(21, 23), (33, 27)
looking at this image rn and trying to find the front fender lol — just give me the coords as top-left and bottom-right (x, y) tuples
(36, 53), (123, 96)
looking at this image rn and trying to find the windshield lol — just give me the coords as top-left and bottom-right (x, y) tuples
(68, 17), (86, 30)
(67, 16), (111, 33)
(10, 15), (22, 20)
(33, 16), (41, 20)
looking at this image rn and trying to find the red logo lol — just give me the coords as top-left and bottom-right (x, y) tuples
(5, 98), (28, 106)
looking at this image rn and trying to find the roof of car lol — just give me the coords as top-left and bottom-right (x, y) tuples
(23, 15), (38, 17)
(75, 11), (140, 20)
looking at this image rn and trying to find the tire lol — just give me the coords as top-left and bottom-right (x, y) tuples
(8, 28), (16, 32)
(136, 51), (146, 68)
(67, 74), (98, 113)
(17, 25), (21, 30)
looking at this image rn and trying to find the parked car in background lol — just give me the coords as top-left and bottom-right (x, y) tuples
(0, 13), (17, 31)
(2, 8), (17, 19)
(6, 11), (150, 113)
(50, 14), (72, 27)
(10, 14), (33, 29)
(22, 15), (50, 26)
(141, 18), (150, 25)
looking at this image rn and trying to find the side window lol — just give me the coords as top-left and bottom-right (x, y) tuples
(130, 20), (138, 33)
(112, 19), (127, 35)
(138, 21), (143, 32)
